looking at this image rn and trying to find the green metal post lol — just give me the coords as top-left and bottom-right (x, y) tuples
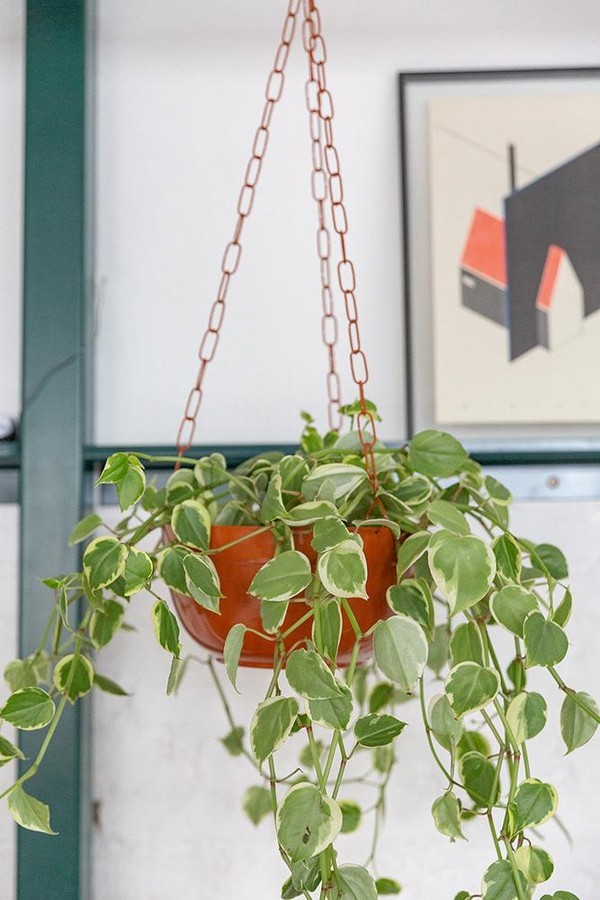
(19, 2), (93, 897)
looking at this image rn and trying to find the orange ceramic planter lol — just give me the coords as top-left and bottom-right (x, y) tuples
(165, 524), (397, 668)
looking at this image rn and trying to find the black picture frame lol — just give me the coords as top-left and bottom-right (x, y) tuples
(399, 67), (600, 465)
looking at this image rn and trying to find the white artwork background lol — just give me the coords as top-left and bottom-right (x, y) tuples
(429, 93), (600, 425)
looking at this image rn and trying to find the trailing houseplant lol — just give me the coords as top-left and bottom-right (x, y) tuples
(0, 403), (598, 899)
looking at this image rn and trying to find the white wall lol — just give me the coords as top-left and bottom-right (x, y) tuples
(93, 0), (600, 446)
(0, 3), (24, 420)
(91, 500), (600, 900)
(0, 506), (19, 900)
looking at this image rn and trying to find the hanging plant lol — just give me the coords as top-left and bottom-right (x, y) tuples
(1, 1), (598, 898)
(1, 409), (598, 898)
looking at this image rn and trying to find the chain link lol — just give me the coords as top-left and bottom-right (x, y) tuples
(175, 0), (301, 458)
(303, 19), (342, 431)
(302, 0), (379, 491)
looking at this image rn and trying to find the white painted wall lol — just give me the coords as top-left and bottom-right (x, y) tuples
(91, 500), (600, 899)
(94, 0), (600, 446)
(0, 506), (19, 900)
(0, 3), (24, 421)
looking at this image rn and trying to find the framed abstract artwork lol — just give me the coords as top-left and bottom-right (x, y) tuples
(399, 68), (600, 460)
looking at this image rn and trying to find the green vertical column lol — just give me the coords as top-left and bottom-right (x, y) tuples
(19, 2), (94, 898)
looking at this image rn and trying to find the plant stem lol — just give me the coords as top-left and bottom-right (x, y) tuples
(487, 810), (502, 861)
(502, 836), (527, 900)
(419, 677), (454, 786)
(548, 667), (600, 724)
(206, 525), (272, 554)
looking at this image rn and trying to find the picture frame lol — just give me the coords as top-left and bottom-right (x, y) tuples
(399, 67), (600, 463)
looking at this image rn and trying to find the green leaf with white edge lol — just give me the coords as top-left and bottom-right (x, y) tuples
(396, 531), (430, 577)
(337, 865), (378, 900)
(458, 730), (491, 759)
(302, 463), (367, 502)
(250, 696), (299, 764)
(409, 430), (468, 478)
(514, 845), (554, 885)
(158, 544), (190, 596)
(7, 786), (56, 835)
(93, 673), (129, 696)
(0, 687), (55, 730)
(121, 547), (153, 596)
(151, 599), (181, 657)
(429, 693), (463, 751)
(428, 531), (496, 615)
(431, 791), (465, 840)
(0, 735), (25, 767)
(492, 533), (522, 581)
(454, 893), (470, 900)
(523, 611), (568, 668)
(286, 649), (341, 700)
(450, 621), (485, 666)
(317, 539), (368, 599)
(96, 452), (130, 486)
(279, 455), (310, 493)
(482, 859), (528, 900)
(276, 783), (342, 862)
(261, 599), (288, 634)
(375, 878), (402, 895)
(373, 615), (428, 693)
(183, 553), (221, 613)
(224, 623), (246, 691)
(313, 599), (342, 660)
(459, 751), (499, 807)
(311, 517), (351, 553)
(249, 550), (312, 602)
(339, 800), (362, 834)
(445, 662), (500, 718)
(243, 785), (272, 826)
(386, 579), (433, 639)
(540, 892), (580, 900)
(282, 501), (339, 525)
(427, 499), (470, 535)
(490, 586), (538, 638)
(536, 543), (568, 580)
(68, 513), (103, 545)
(508, 778), (558, 837)
(354, 713), (407, 748)
(485, 475), (512, 505)
(166, 655), (189, 696)
(53, 654), (95, 702)
(83, 537), (128, 591)
(560, 691), (599, 753)
(90, 599), (124, 650)
(552, 588), (572, 628)
(171, 499), (211, 550)
(165, 469), (197, 505)
(506, 692), (547, 744)
(116, 463), (146, 510)
(308, 682), (353, 730)
(261, 472), (287, 522)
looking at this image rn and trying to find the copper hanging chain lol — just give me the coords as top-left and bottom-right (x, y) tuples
(175, 0), (379, 496)
(303, 29), (342, 432)
(302, 0), (379, 491)
(175, 0), (301, 458)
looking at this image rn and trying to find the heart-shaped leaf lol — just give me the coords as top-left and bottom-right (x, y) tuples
(354, 713), (407, 748)
(317, 540), (368, 599)
(276, 783), (342, 862)
(514, 845), (554, 885)
(171, 499), (211, 550)
(7, 785), (57, 834)
(337, 865), (378, 900)
(560, 691), (599, 753)
(445, 662), (500, 718)
(286, 649), (342, 700)
(523, 611), (568, 668)
(429, 531), (496, 615)
(224, 623), (246, 691)
(508, 778), (558, 837)
(0, 687), (55, 730)
(450, 621), (485, 666)
(482, 859), (528, 900)
(249, 550), (312, 602)
(373, 615), (428, 693)
(308, 682), (353, 730)
(429, 693), (463, 751)
(250, 696), (298, 763)
(459, 751), (500, 807)
(431, 790), (465, 840)
(490, 586), (538, 638)
(506, 692), (547, 744)
(409, 430), (468, 477)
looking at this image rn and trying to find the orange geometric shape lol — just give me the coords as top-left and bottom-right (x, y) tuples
(461, 208), (507, 288)
(535, 244), (565, 310)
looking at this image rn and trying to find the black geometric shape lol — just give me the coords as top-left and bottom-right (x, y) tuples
(505, 141), (600, 359)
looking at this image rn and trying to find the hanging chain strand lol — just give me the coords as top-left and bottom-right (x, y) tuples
(302, 0), (379, 491)
(175, 0), (301, 459)
(303, 28), (342, 432)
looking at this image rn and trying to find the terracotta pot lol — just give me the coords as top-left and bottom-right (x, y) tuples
(164, 524), (397, 668)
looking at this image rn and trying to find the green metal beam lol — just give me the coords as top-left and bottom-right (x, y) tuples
(19, 2), (93, 898)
